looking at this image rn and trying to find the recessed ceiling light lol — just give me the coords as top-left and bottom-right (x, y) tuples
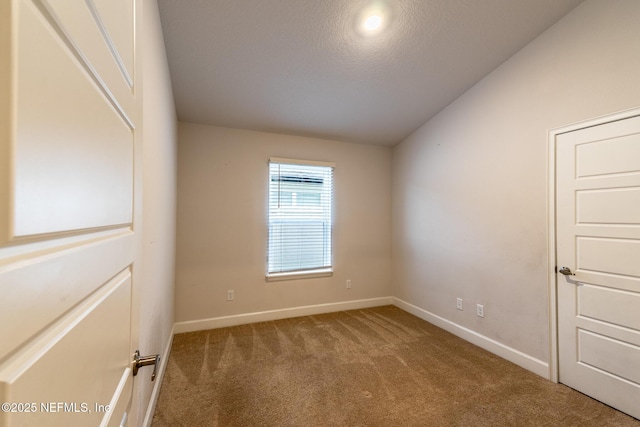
(363, 14), (383, 32)
(356, 3), (390, 36)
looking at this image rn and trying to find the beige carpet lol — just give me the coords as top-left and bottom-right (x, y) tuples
(152, 306), (639, 426)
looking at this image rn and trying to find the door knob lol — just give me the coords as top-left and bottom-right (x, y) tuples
(558, 266), (573, 276)
(133, 350), (160, 381)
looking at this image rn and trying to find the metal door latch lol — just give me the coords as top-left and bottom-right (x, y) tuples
(133, 350), (160, 381)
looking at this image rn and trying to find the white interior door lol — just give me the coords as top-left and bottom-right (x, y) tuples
(556, 113), (640, 420)
(0, 1), (140, 426)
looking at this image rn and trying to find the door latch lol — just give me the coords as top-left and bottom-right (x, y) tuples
(133, 350), (160, 381)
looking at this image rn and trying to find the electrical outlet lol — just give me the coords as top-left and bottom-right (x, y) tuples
(227, 290), (234, 301)
(346, 279), (352, 289)
(456, 298), (463, 311)
(476, 304), (484, 318)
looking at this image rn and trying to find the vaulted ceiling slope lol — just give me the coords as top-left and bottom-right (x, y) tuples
(158, 0), (584, 146)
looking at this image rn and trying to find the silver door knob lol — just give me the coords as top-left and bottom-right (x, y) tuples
(558, 266), (573, 276)
(133, 350), (160, 381)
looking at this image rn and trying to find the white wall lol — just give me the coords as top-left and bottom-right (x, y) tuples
(137, 0), (177, 424)
(392, 0), (640, 365)
(175, 123), (392, 323)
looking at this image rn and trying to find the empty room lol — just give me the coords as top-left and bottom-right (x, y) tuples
(1, 0), (639, 426)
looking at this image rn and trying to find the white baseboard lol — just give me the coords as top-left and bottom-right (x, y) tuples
(171, 297), (548, 379)
(142, 325), (174, 427)
(173, 297), (394, 334)
(392, 298), (549, 379)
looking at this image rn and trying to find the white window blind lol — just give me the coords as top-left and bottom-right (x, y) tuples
(268, 159), (334, 275)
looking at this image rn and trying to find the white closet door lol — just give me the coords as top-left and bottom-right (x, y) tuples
(556, 114), (640, 420)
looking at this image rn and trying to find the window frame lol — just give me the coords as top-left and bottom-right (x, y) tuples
(266, 157), (335, 282)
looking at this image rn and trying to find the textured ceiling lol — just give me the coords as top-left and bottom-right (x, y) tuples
(157, 0), (584, 146)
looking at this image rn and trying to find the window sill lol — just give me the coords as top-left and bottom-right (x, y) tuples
(266, 268), (333, 282)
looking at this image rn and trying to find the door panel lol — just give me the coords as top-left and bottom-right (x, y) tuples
(577, 187), (640, 224)
(13, 0), (133, 238)
(557, 114), (640, 420)
(0, 271), (132, 426)
(575, 132), (640, 177)
(577, 237), (640, 277)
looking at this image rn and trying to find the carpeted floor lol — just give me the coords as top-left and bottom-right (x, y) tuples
(152, 306), (640, 426)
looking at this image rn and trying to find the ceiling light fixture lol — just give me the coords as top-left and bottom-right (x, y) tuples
(357, 2), (390, 36)
(363, 14), (383, 32)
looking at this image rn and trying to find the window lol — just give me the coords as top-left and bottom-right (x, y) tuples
(267, 158), (334, 280)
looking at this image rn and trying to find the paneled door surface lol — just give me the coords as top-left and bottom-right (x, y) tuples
(556, 113), (640, 420)
(0, 0), (140, 426)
